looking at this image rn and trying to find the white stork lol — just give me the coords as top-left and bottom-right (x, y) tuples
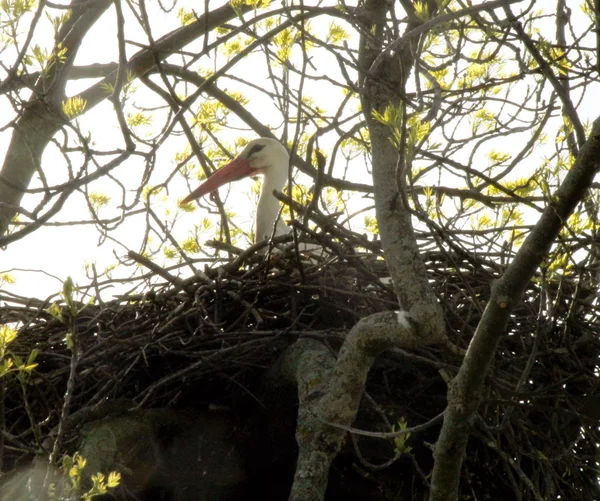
(180, 138), (290, 243)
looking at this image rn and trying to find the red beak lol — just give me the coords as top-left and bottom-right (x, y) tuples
(180, 156), (254, 205)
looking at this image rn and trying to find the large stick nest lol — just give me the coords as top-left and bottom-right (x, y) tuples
(0, 237), (598, 500)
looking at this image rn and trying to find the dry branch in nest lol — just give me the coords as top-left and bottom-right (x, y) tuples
(0, 229), (598, 500)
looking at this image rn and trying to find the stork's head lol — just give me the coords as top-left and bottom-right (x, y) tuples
(239, 137), (289, 172)
(180, 138), (289, 205)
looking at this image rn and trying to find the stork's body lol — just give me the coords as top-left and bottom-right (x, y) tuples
(181, 138), (289, 243)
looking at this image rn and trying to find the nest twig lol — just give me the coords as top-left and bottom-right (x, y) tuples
(0, 231), (598, 500)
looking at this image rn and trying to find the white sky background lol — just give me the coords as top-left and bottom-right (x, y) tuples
(0, 0), (598, 303)
(0, 1), (173, 301)
(1, 0), (371, 302)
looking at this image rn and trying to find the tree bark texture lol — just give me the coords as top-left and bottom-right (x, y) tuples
(0, 0), (113, 236)
(429, 116), (600, 501)
(0, 1), (247, 237)
(358, 0), (446, 342)
(282, 312), (418, 501)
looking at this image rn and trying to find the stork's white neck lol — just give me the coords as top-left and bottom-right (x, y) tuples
(255, 163), (288, 242)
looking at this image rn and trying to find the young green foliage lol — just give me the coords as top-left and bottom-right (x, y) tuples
(0, 325), (38, 379)
(62, 96), (88, 119)
(62, 453), (121, 501)
(88, 192), (111, 212)
(392, 417), (413, 454)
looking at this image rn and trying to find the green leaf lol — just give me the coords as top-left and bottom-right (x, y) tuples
(127, 111), (152, 127)
(107, 471), (121, 488)
(0, 358), (14, 378)
(392, 417), (413, 454)
(89, 192), (111, 211)
(61, 96), (88, 119)
(177, 7), (195, 25)
(47, 302), (64, 322)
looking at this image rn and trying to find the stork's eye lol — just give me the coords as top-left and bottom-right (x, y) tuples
(247, 143), (265, 157)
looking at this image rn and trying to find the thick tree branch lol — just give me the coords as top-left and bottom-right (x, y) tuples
(429, 116), (600, 501)
(359, 0), (445, 341)
(0, 0), (113, 237)
(282, 311), (419, 501)
(0, 2), (249, 237)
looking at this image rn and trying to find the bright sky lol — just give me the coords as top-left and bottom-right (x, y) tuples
(0, 1), (598, 303)
(0, 0), (368, 302)
(0, 2), (179, 300)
